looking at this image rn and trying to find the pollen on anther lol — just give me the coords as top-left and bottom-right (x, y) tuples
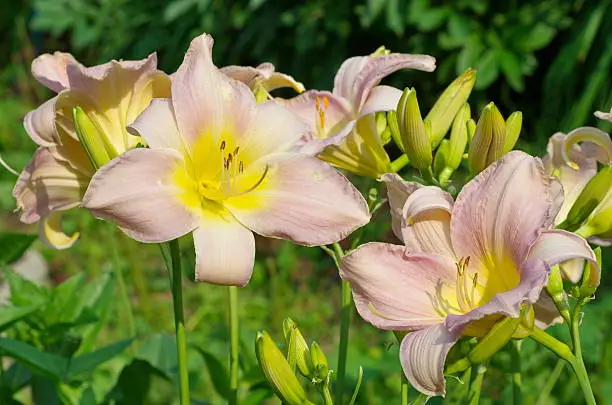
(239, 161), (244, 173)
(234, 146), (240, 156)
(220, 140), (226, 151)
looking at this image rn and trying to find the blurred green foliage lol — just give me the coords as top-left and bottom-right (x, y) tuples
(1, 0), (612, 404)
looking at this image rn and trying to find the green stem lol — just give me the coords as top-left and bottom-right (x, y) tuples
(536, 359), (565, 405)
(321, 384), (334, 405)
(228, 286), (239, 405)
(400, 373), (409, 405)
(166, 239), (190, 405)
(510, 341), (523, 405)
(390, 154), (410, 173)
(569, 301), (596, 405)
(333, 243), (351, 405)
(108, 224), (135, 340)
(466, 365), (486, 405)
(529, 326), (595, 405)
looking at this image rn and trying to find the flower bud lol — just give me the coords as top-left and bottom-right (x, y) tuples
(371, 45), (391, 56)
(561, 166), (612, 235)
(502, 111), (522, 153)
(386, 110), (405, 153)
(467, 316), (520, 364)
(283, 318), (313, 378)
(425, 69), (476, 148)
(436, 103), (471, 185)
(466, 118), (476, 144)
(433, 140), (451, 180)
(468, 102), (507, 175)
(255, 331), (313, 405)
(578, 247), (602, 300)
(545, 265), (571, 323)
(309, 341), (329, 382)
(376, 111), (392, 145)
(73, 107), (117, 169)
(397, 88), (433, 169)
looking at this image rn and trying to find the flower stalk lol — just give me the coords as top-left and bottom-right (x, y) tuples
(229, 286), (240, 405)
(333, 242), (350, 405)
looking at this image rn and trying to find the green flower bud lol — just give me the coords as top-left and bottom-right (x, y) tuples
(425, 68), (476, 147)
(255, 331), (313, 405)
(376, 111), (392, 145)
(466, 118), (476, 144)
(468, 102), (507, 175)
(371, 46), (391, 56)
(73, 107), (117, 169)
(436, 103), (471, 185)
(503, 111), (523, 153)
(561, 166), (612, 234)
(545, 265), (570, 323)
(467, 316), (520, 364)
(578, 247), (602, 300)
(433, 139), (451, 179)
(397, 88), (433, 170)
(386, 110), (404, 153)
(283, 318), (313, 378)
(309, 341), (329, 382)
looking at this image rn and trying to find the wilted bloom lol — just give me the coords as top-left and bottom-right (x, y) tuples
(280, 50), (436, 177)
(12, 52), (170, 248)
(220, 62), (305, 95)
(341, 151), (598, 396)
(82, 34), (370, 286)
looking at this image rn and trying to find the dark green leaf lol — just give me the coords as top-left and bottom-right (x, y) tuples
(31, 375), (61, 405)
(197, 349), (230, 400)
(495, 48), (525, 92)
(0, 233), (37, 265)
(135, 334), (177, 378)
(104, 360), (174, 405)
(0, 338), (68, 381)
(67, 338), (134, 377)
(474, 49), (499, 90)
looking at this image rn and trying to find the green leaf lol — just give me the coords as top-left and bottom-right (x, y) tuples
(0, 338), (68, 381)
(135, 334), (177, 378)
(474, 49), (499, 90)
(0, 233), (37, 265)
(164, 0), (197, 22)
(495, 48), (525, 92)
(197, 349), (230, 400)
(0, 305), (41, 332)
(66, 338), (134, 378)
(75, 273), (115, 353)
(519, 23), (557, 51)
(103, 360), (174, 405)
(2, 268), (48, 307)
(31, 375), (61, 405)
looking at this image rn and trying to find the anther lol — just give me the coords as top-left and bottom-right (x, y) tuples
(472, 273), (478, 288)
(220, 140), (226, 151)
(239, 161), (244, 173)
(234, 146), (240, 156)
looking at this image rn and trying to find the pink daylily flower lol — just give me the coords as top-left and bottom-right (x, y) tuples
(220, 62), (305, 94)
(340, 151), (599, 396)
(543, 127), (612, 250)
(81, 34), (370, 286)
(13, 52), (170, 248)
(279, 51), (436, 177)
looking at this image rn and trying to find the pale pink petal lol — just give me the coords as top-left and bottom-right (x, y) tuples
(127, 98), (186, 153)
(23, 97), (59, 147)
(278, 90), (355, 138)
(451, 151), (563, 275)
(66, 54), (157, 86)
(31, 52), (82, 93)
(381, 173), (421, 240)
(220, 63), (305, 93)
(595, 109), (612, 122)
(543, 133), (597, 224)
(401, 186), (455, 258)
(193, 213), (255, 286)
(82, 148), (197, 242)
(333, 53), (436, 111)
(294, 120), (356, 156)
(562, 127), (612, 165)
(240, 101), (310, 157)
(399, 324), (459, 397)
(588, 235), (612, 246)
(534, 291), (564, 329)
(528, 230), (598, 284)
(38, 212), (79, 250)
(171, 34), (255, 147)
(360, 85), (403, 117)
(13, 148), (87, 224)
(340, 242), (458, 330)
(445, 258), (549, 334)
(225, 153), (370, 246)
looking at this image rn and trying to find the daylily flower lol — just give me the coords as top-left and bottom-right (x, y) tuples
(12, 52), (170, 248)
(340, 151), (599, 396)
(543, 127), (612, 249)
(81, 34), (370, 286)
(280, 50), (436, 177)
(220, 62), (305, 95)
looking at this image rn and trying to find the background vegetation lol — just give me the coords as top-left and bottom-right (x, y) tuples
(1, 0), (611, 404)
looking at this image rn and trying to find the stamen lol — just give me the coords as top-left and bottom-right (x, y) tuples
(239, 161), (244, 174)
(0, 154), (19, 176)
(230, 165), (270, 198)
(323, 96), (329, 109)
(220, 140), (226, 151)
(234, 146), (240, 156)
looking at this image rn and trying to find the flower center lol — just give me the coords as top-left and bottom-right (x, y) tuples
(315, 96), (330, 138)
